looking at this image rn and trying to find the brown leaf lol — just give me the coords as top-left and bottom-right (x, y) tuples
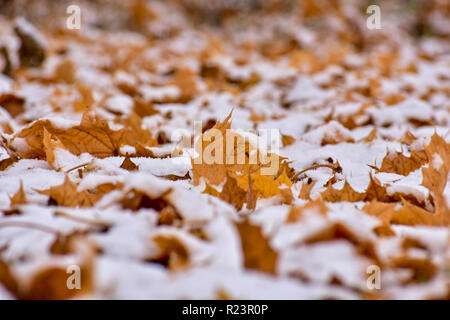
(15, 110), (157, 159)
(0, 154), (19, 171)
(420, 133), (450, 217)
(202, 183), (220, 197)
(364, 198), (448, 228)
(14, 18), (46, 68)
(191, 112), (232, 186)
(281, 134), (296, 147)
(218, 175), (247, 211)
(73, 82), (95, 112)
(235, 220), (278, 274)
(133, 97), (160, 118)
(157, 206), (183, 226)
(321, 180), (365, 202)
(0, 260), (18, 297)
(192, 112), (288, 207)
(378, 149), (428, 176)
(299, 178), (316, 200)
(363, 200), (396, 236)
(392, 199), (448, 226)
(119, 188), (175, 212)
(25, 236), (95, 299)
(38, 176), (116, 208)
(363, 128), (378, 143)
(279, 186), (294, 204)
(43, 128), (66, 170)
(392, 256), (437, 284)
(120, 157), (138, 171)
(286, 198), (328, 223)
(365, 174), (391, 202)
(0, 93), (25, 118)
(400, 131), (417, 145)
(53, 59), (76, 84)
(10, 181), (27, 207)
(153, 234), (190, 271)
(169, 68), (198, 102)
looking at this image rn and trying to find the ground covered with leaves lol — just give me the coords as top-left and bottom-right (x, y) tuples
(0, 0), (449, 299)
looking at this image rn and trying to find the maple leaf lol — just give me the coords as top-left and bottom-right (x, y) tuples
(169, 68), (198, 103)
(0, 260), (18, 297)
(42, 127), (66, 170)
(37, 176), (117, 208)
(133, 97), (160, 118)
(73, 82), (95, 112)
(203, 166), (293, 210)
(0, 93), (25, 118)
(400, 131), (417, 145)
(279, 185), (294, 204)
(9, 181), (27, 207)
(286, 198), (328, 223)
(14, 109), (157, 159)
(191, 111), (233, 186)
(153, 234), (190, 271)
(192, 112), (291, 209)
(53, 59), (76, 84)
(363, 200), (397, 236)
(362, 128), (379, 143)
(416, 133), (450, 221)
(0, 154), (19, 171)
(118, 188), (175, 212)
(120, 156), (139, 171)
(218, 175), (247, 211)
(377, 148), (428, 176)
(202, 183), (220, 197)
(298, 178), (316, 200)
(157, 206), (183, 226)
(392, 256), (437, 284)
(281, 134), (296, 147)
(24, 236), (95, 299)
(391, 199), (448, 226)
(320, 131), (355, 145)
(303, 222), (380, 263)
(364, 197), (449, 229)
(192, 111), (284, 184)
(321, 180), (365, 202)
(236, 164), (293, 199)
(235, 220), (278, 274)
(421, 133), (450, 211)
(322, 174), (426, 209)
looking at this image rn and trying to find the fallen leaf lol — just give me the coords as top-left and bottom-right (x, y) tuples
(38, 176), (117, 208)
(120, 157), (138, 171)
(298, 178), (316, 200)
(235, 220), (277, 274)
(286, 198), (328, 223)
(0, 93), (25, 118)
(321, 180), (365, 202)
(153, 234), (190, 271)
(219, 175), (247, 211)
(15, 109), (157, 159)
(10, 181), (27, 206)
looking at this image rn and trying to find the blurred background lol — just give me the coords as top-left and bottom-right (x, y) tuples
(0, 0), (448, 39)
